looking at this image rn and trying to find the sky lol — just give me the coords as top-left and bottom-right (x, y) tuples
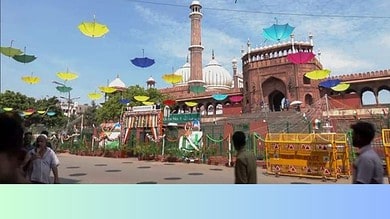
(1, 0), (389, 105)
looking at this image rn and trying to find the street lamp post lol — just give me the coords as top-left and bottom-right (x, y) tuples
(52, 80), (80, 129)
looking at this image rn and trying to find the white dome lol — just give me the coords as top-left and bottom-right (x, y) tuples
(174, 61), (191, 86)
(203, 58), (232, 90)
(146, 76), (155, 83)
(109, 76), (126, 89)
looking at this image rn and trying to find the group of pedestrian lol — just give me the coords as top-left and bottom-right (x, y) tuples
(0, 111), (60, 184)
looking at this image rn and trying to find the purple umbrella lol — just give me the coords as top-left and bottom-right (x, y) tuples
(131, 49), (155, 68)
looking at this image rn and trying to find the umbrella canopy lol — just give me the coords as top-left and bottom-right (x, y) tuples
(319, 79), (341, 88)
(1, 40), (22, 57)
(305, 69), (331, 80)
(88, 92), (103, 100)
(131, 49), (155, 68)
(119, 98), (131, 104)
(47, 111), (56, 116)
(99, 86), (117, 94)
(163, 99), (176, 106)
(57, 71), (78, 81)
(162, 73), (182, 85)
(78, 16), (109, 38)
(134, 95), (150, 102)
(185, 101), (198, 107)
(143, 101), (154, 106)
(37, 110), (46, 114)
(229, 95), (243, 103)
(263, 23), (295, 42)
(21, 75), (40, 84)
(189, 85), (206, 94)
(212, 93), (228, 101)
(56, 85), (72, 93)
(287, 52), (315, 64)
(289, 100), (303, 106)
(13, 54), (37, 63)
(3, 107), (13, 111)
(331, 83), (350, 92)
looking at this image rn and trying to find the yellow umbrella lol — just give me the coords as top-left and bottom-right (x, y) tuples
(162, 73), (182, 85)
(185, 101), (198, 107)
(57, 69), (78, 81)
(88, 92), (103, 100)
(3, 107), (13, 111)
(143, 101), (154, 106)
(37, 110), (46, 114)
(21, 74), (40, 85)
(78, 15), (109, 38)
(305, 69), (331, 80)
(99, 86), (117, 94)
(331, 83), (350, 91)
(134, 95), (150, 102)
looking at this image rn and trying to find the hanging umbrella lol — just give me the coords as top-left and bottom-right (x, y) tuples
(131, 49), (155, 68)
(263, 23), (295, 42)
(88, 92), (103, 100)
(56, 85), (72, 93)
(57, 70), (78, 81)
(37, 110), (46, 115)
(21, 75), (40, 85)
(212, 94), (228, 101)
(12, 47), (37, 63)
(305, 69), (331, 80)
(119, 98), (131, 105)
(3, 107), (13, 111)
(185, 102), (198, 107)
(143, 101), (154, 106)
(289, 100), (303, 106)
(319, 79), (341, 88)
(287, 52), (315, 64)
(23, 108), (35, 116)
(78, 15), (109, 38)
(163, 99), (176, 106)
(99, 86), (116, 94)
(134, 95), (150, 102)
(162, 73), (182, 85)
(189, 85), (206, 94)
(229, 95), (243, 103)
(331, 83), (350, 92)
(0, 40), (22, 57)
(47, 111), (56, 116)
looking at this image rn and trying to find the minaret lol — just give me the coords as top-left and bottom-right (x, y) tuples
(188, 0), (204, 86)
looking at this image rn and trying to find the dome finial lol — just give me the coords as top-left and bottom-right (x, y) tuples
(212, 49), (215, 60)
(186, 54), (189, 63)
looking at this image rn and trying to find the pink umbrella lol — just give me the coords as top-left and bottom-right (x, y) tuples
(287, 52), (315, 64)
(229, 95), (243, 103)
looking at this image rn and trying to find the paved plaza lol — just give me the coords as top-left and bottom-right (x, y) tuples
(53, 153), (387, 184)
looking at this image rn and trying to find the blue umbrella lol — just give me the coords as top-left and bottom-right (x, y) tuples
(263, 23), (295, 42)
(131, 49), (155, 68)
(212, 93), (228, 101)
(119, 98), (131, 104)
(319, 79), (341, 88)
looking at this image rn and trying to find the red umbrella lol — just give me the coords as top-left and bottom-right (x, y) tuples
(229, 95), (243, 103)
(287, 52), (315, 64)
(163, 99), (176, 106)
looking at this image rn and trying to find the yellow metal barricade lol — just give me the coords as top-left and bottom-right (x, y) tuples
(265, 133), (350, 181)
(381, 129), (390, 180)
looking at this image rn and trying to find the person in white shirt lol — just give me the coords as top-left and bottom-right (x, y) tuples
(24, 134), (60, 184)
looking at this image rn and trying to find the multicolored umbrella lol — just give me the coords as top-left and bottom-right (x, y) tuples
(131, 49), (155, 68)
(263, 23), (295, 42)
(99, 86), (117, 94)
(134, 95), (150, 102)
(185, 101), (198, 107)
(21, 74), (40, 85)
(287, 52), (315, 64)
(12, 47), (37, 63)
(78, 15), (109, 38)
(56, 85), (72, 93)
(331, 83), (350, 92)
(305, 69), (331, 80)
(0, 40), (22, 57)
(229, 95), (243, 103)
(212, 93), (228, 101)
(319, 79), (341, 88)
(163, 99), (176, 106)
(189, 85), (206, 94)
(57, 70), (78, 81)
(23, 108), (35, 116)
(162, 73), (182, 85)
(88, 92), (103, 100)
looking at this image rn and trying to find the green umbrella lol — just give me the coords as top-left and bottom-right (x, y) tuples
(0, 40), (22, 57)
(56, 85), (72, 93)
(189, 85), (206, 94)
(12, 47), (37, 63)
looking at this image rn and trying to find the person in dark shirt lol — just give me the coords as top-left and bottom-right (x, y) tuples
(232, 131), (257, 184)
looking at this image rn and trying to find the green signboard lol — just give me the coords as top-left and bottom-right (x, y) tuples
(164, 113), (200, 124)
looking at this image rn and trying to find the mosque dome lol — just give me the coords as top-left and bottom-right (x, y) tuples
(173, 60), (191, 86)
(202, 54), (232, 90)
(109, 75), (126, 91)
(146, 76), (155, 83)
